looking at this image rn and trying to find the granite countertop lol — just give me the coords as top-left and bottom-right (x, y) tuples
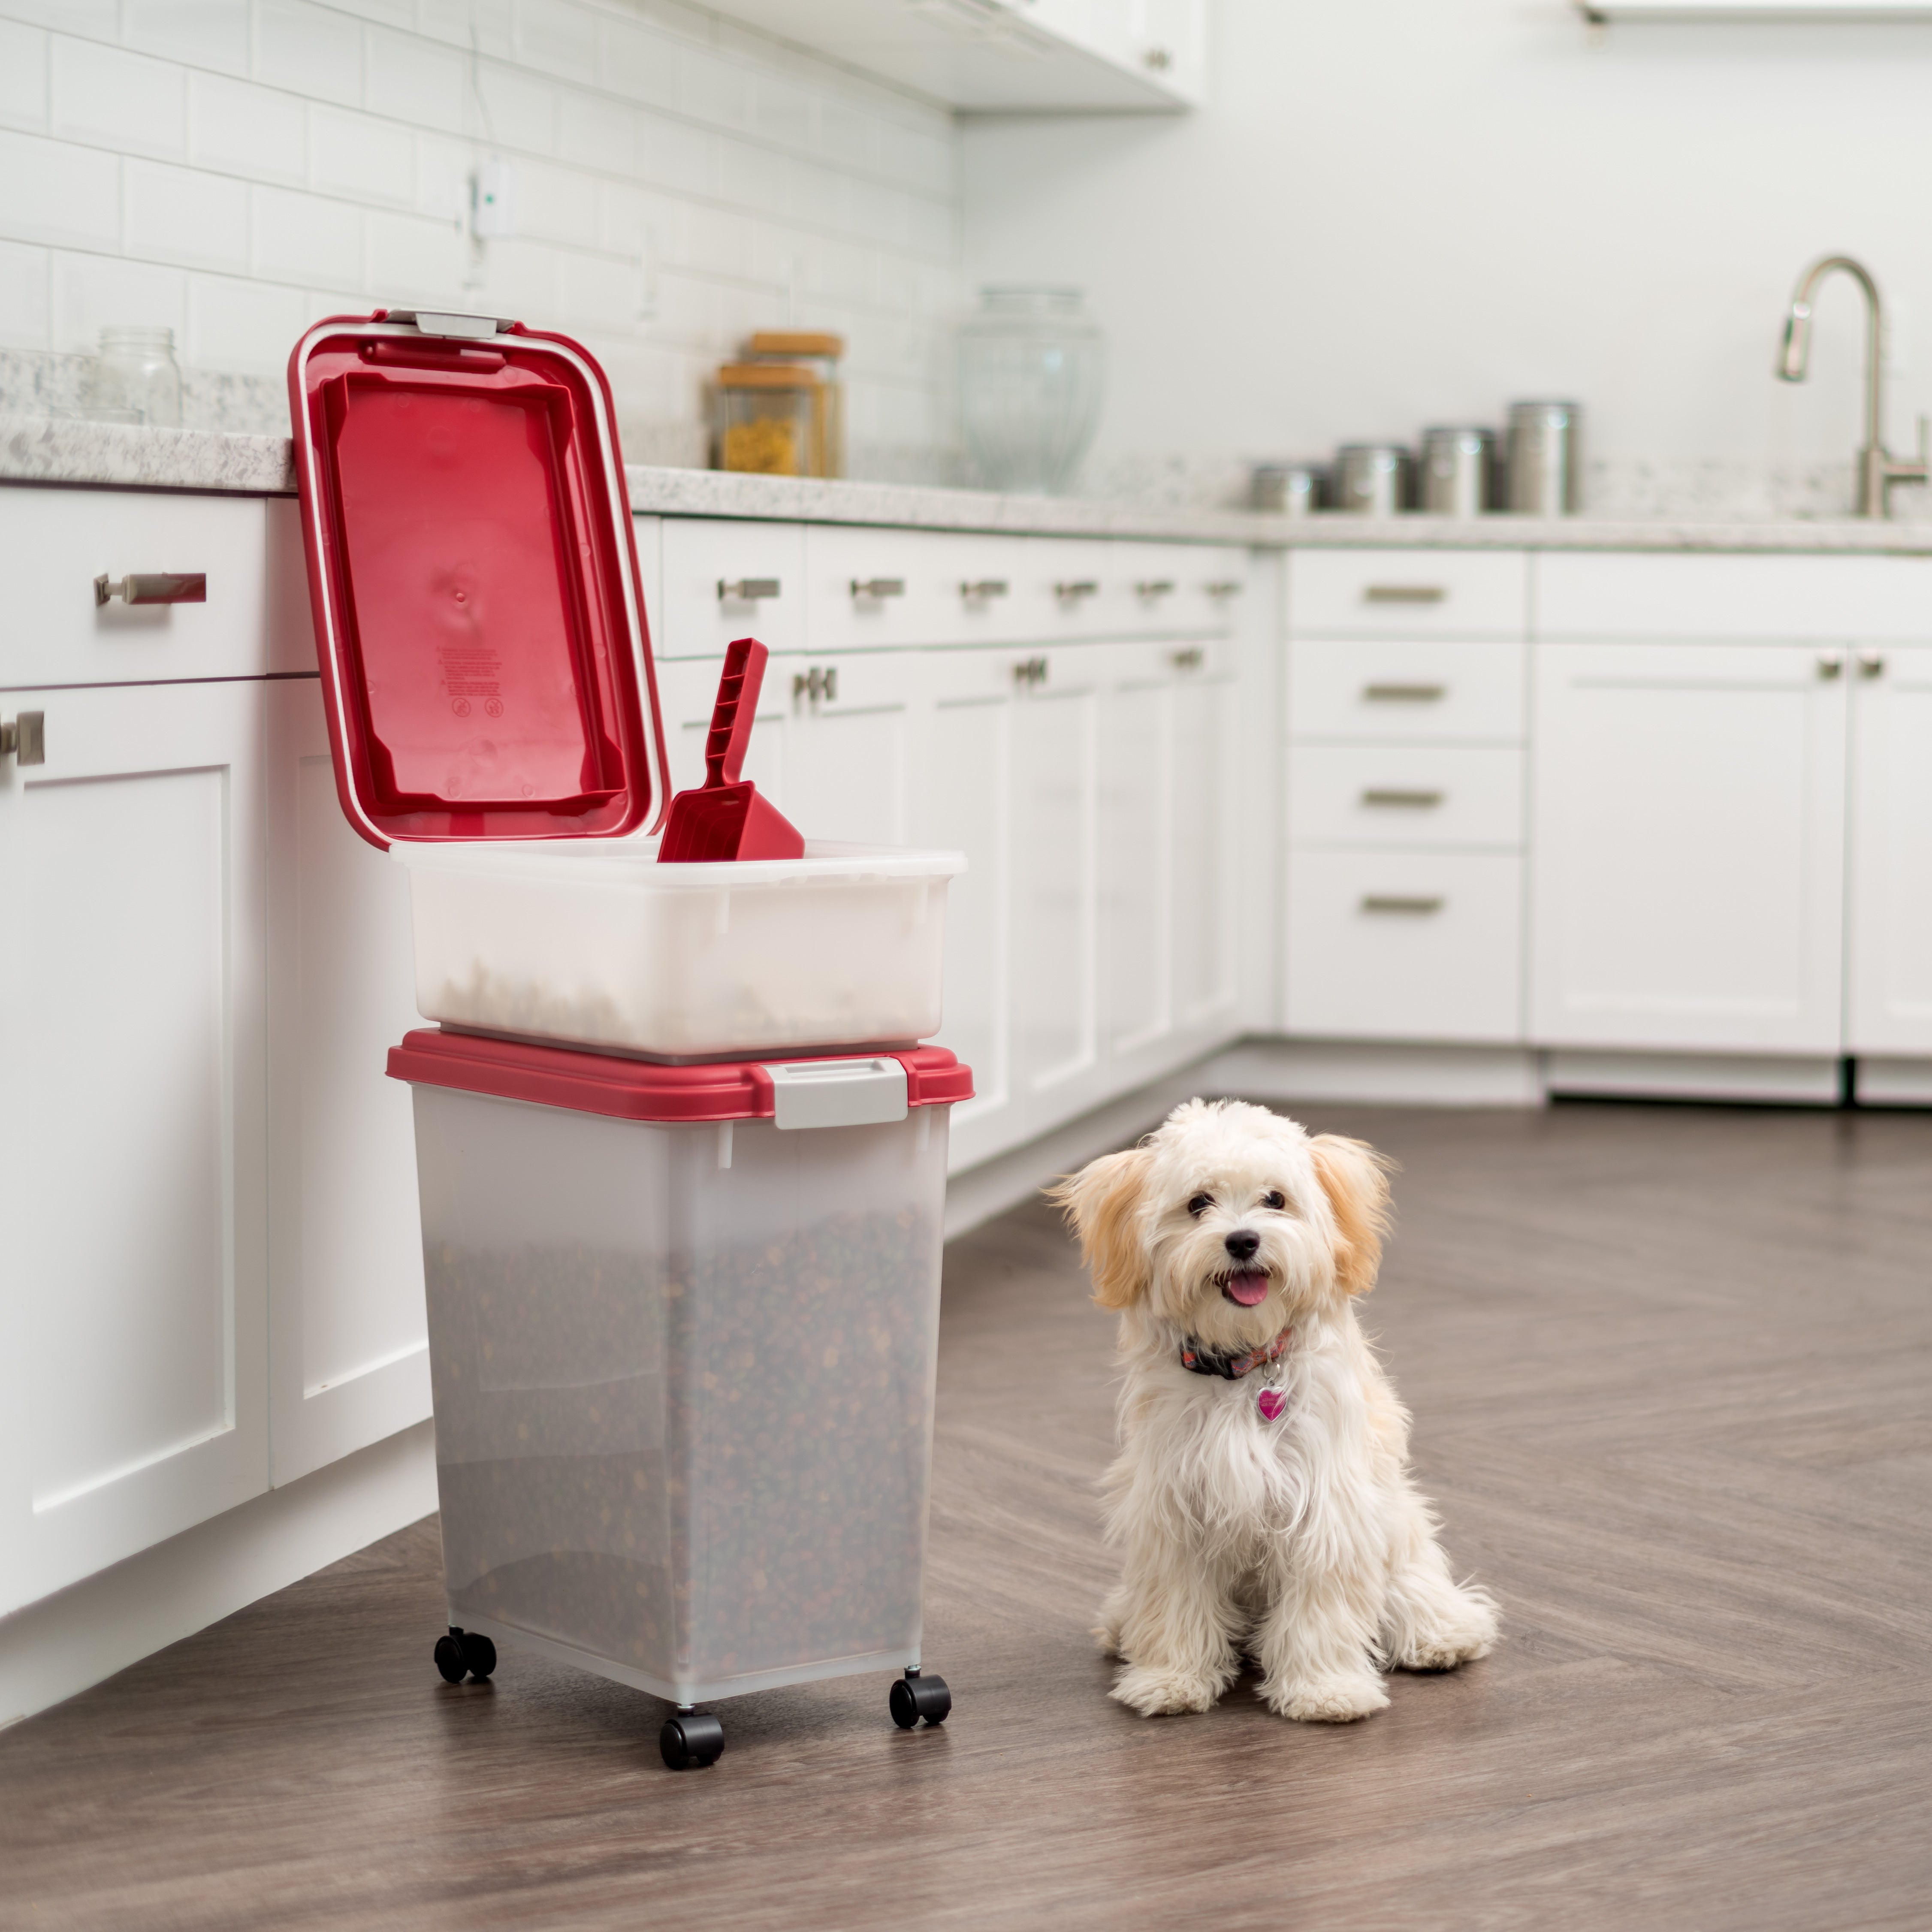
(11, 413), (1932, 554)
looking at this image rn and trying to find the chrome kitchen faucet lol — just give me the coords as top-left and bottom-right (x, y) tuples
(1776, 254), (1928, 519)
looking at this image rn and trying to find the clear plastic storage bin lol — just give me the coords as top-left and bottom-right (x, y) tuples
(393, 837), (961, 1058)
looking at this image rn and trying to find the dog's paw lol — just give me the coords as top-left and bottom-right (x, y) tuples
(1092, 1620), (1124, 1659)
(1110, 1663), (1225, 1717)
(1259, 1671), (1389, 1724)
(1393, 1591), (1499, 1672)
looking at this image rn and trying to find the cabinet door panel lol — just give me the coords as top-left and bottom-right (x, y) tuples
(1099, 678), (1169, 1054)
(266, 681), (429, 1485)
(0, 681), (267, 1614)
(1847, 648), (1932, 1054)
(1171, 670), (1241, 1029)
(1529, 643), (1847, 1054)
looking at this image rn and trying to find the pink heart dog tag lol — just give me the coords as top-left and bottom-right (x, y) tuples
(1256, 1389), (1286, 1423)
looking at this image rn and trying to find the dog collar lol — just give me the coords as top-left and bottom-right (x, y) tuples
(1178, 1325), (1293, 1381)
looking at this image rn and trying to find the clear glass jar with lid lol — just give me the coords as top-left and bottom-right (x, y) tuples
(714, 363), (821, 477)
(958, 286), (1105, 495)
(84, 326), (183, 427)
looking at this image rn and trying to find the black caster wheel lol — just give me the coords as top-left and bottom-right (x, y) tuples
(889, 1669), (951, 1729)
(460, 1631), (496, 1681)
(435, 1627), (497, 1683)
(660, 1710), (724, 1770)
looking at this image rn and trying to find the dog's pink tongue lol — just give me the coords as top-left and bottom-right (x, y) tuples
(1225, 1271), (1270, 1307)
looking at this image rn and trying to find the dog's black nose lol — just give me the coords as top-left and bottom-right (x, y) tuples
(1224, 1230), (1261, 1262)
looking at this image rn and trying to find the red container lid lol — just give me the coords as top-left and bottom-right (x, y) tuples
(288, 310), (669, 851)
(386, 1029), (974, 1123)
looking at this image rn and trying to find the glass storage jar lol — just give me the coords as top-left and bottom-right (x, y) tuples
(744, 332), (844, 478)
(84, 326), (183, 427)
(715, 363), (821, 477)
(958, 286), (1105, 495)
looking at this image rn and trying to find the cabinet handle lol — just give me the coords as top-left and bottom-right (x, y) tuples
(1135, 579), (1176, 598)
(1204, 580), (1244, 597)
(718, 577), (780, 601)
(850, 578), (905, 599)
(1363, 585), (1446, 604)
(1, 710), (45, 765)
(1013, 656), (1048, 688)
(1363, 682), (1446, 702)
(1816, 651), (1845, 679)
(792, 665), (838, 703)
(94, 572), (205, 606)
(1858, 650), (1886, 677)
(1361, 788), (1444, 809)
(961, 579), (1009, 598)
(1054, 580), (1098, 600)
(1361, 894), (1444, 915)
(1171, 646), (1204, 670)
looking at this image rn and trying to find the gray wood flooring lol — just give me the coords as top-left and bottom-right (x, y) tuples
(4, 1100), (1930, 1930)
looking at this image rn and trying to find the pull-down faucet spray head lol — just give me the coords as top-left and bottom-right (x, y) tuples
(1776, 302), (1812, 383)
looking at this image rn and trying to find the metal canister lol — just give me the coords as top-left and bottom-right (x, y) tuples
(1252, 462), (1326, 514)
(1419, 426), (1497, 516)
(1506, 401), (1582, 515)
(1333, 444), (1412, 516)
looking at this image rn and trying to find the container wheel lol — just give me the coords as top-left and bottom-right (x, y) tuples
(433, 1632), (468, 1684)
(889, 1669), (951, 1728)
(660, 1710), (725, 1770)
(460, 1631), (497, 1681)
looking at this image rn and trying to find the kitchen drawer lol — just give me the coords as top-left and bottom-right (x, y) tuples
(1285, 850), (1523, 1043)
(1099, 541), (1249, 640)
(803, 525), (1008, 650)
(1288, 745), (1524, 849)
(657, 517), (804, 660)
(1289, 547), (1528, 640)
(1535, 550), (1932, 643)
(0, 486), (300, 687)
(1289, 638), (1525, 743)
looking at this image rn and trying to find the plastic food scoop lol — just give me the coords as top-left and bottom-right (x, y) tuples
(658, 636), (804, 863)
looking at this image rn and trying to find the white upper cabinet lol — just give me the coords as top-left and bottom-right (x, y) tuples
(0, 679), (269, 1615)
(1846, 646), (1932, 1056)
(1529, 643), (1850, 1055)
(690, 0), (1205, 112)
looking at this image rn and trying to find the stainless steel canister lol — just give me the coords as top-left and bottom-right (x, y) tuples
(1506, 401), (1582, 515)
(1333, 444), (1411, 516)
(1252, 462), (1325, 514)
(1419, 426), (1497, 516)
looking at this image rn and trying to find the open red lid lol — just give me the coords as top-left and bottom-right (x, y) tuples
(288, 311), (669, 850)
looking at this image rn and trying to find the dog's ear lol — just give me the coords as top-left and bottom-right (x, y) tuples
(1308, 1135), (1394, 1297)
(1047, 1147), (1153, 1310)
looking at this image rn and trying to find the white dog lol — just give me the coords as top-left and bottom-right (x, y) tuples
(1051, 1099), (1497, 1723)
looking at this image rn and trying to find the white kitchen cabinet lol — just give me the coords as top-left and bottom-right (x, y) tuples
(0, 678), (269, 1615)
(1289, 548), (1528, 641)
(1529, 643), (1850, 1055)
(1846, 646), (1932, 1057)
(657, 517), (805, 660)
(264, 681), (429, 1487)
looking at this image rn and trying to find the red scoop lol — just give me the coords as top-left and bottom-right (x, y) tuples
(658, 637), (804, 863)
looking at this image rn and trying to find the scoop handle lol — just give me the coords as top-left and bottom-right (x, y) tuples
(704, 636), (767, 788)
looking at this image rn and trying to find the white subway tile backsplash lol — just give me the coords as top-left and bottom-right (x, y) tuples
(557, 92), (637, 176)
(255, 0), (362, 110)
(53, 251), (187, 352)
(0, 0), (115, 32)
(412, 131), (473, 224)
(0, 20), (48, 131)
(124, 157), (250, 272)
(122, 0), (251, 79)
(0, 239), (52, 348)
(252, 182), (362, 287)
(365, 206), (462, 303)
(186, 271), (311, 373)
(473, 233), (560, 315)
(674, 44), (751, 136)
(363, 26), (465, 135)
(0, 130), (120, 250)
(595, 15), (675, 114)
(324, 0), (412, 25)
(190, 71), (306, 181)
(514, 156), (598, 250)
(636, 113), (710, 198)
(52, 37), (187, 158)
(559, 248), (641, 330)
(416, 0), (512, 57)
(470, 60), (556, 154)
(310, 104), (414, 205)
(511, 0), (598, 88)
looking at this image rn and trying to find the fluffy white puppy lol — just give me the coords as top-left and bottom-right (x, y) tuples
(1051, 1098), (1497, 1724)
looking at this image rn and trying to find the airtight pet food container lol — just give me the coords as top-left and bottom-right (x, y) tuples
(392, 836), (960, 1058)
(287, 309), (962, 1058)
(389, 1028), (971, 1763)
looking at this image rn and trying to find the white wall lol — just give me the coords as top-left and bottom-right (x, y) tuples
(0, 0), (960, 471)
(962, 0), (1932, 510)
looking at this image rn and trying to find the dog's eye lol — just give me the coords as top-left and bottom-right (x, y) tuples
(1187, 1192), (1213, 1217)
(1262, 1190), (1286, 1210)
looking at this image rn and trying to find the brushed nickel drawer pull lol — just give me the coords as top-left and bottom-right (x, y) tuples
(1363, 682), (1446, 702)
(1816, 650), (1845, 678)
(850, 577), (905, 598)
(1, 710), (45, 765)
(1858, 650), (1886, 677)
(718, 577), (780, 601)
(1171, 646), (1204, 670)
(1363, 584), (1446, 604)
(1135, 579), (1176, 597)
(1204, 580), (1243, 597)
(95, 572), (205, 606)
(961, 579), (1009, 598)
(1014, 656), (1048, 688)
(792, 664), (838, 703)
(1361, 788), (1444, 808)
(1361, 894), (1444, 914)
(1054, 580), (1098, 600)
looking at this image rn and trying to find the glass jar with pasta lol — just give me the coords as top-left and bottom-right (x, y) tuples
(714, 363), (821, 477)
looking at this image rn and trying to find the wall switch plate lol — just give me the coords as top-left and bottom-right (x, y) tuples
(473, 159), (516, 239)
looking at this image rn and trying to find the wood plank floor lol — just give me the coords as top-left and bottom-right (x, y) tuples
(5, 1101), (1931, 1931)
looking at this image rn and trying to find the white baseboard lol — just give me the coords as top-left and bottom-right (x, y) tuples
(1855, 1057), (1932, 1106)
(1544, 1049), (1840, 1105)
(0, 1421), (438, 1730)
(1204, 1038), (1546, 1108)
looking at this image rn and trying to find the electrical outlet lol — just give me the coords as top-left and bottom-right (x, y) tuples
(473, 158), (516, 240)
